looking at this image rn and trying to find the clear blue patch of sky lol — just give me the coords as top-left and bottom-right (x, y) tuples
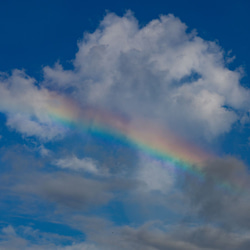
(0, 0), (249, 85)
(219, 123), (250, 166)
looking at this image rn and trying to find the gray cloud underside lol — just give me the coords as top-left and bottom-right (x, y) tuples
(2, 146), (250, 250)
(55, 217), (250, 250)
(182, 157), (250, 230)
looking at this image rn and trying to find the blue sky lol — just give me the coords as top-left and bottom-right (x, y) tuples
(1, 0), (250, 77)
(0, 1), (250, 249)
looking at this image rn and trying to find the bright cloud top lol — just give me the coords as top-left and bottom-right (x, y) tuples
(45, 11), (249, 140)
(0, 12), (248, 142)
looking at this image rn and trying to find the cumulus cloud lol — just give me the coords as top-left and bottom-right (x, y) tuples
(0, 12), (248, 142)
(44, 12), (249, 141)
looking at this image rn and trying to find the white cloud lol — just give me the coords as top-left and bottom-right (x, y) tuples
(0, 12), (248, 142)
(6, 113), (66, 141)
(136, 156), (175, 194)
(44, 12), (249, 141)
(0, 70), (68, 141)
(54, 156), (100, 174)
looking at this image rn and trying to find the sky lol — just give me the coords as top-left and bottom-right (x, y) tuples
(0, 0), (250, 249)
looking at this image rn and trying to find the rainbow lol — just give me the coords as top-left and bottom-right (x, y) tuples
(48, 94), (211, 178)
(0, 90), (241, 191)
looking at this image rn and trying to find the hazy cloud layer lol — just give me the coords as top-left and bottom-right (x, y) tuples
(57, 217), (250, 250)
(11, 172), (113, 210)
(3, 222), (250, 250)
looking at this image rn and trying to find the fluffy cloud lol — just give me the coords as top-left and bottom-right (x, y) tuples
(53, 156), (100, 174)
(44, 12), (249, 141)
(0, 12), (248, 142)
(0, 70), (68, 140)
